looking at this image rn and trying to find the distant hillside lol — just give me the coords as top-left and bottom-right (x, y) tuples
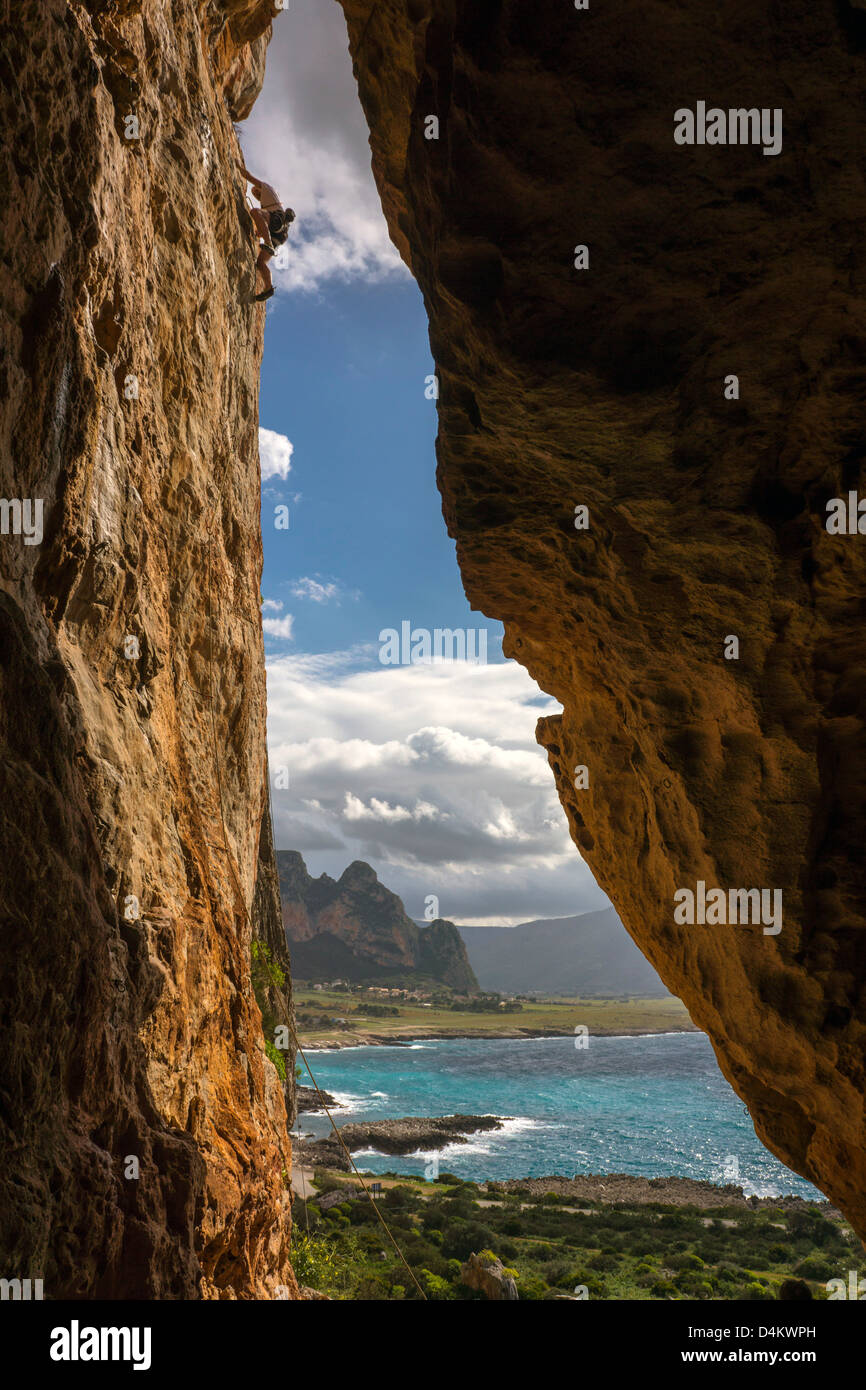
(457, 909), (669, 996)
(277, 851), (478, 991)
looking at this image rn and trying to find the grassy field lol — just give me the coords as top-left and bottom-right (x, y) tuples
(294, 988), (695, 1047)
(291, 1168), (852, 1301)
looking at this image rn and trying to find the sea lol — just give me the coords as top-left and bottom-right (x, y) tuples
(297, 1032), (822, 1200)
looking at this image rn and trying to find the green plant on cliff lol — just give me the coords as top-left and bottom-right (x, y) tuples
(265, 1039), (286, 1082)
(250, 941), (290, 1081)
(251, 939), (286, 991)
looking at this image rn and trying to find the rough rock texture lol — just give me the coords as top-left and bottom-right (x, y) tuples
(0, 0), (296, 1297)
(338, 0), (866, 1233)
(296, 1085), (340, 1114)
(297, 1113), (505, 1171)
(460, 1251), (519, 1301)
(278, 850), (478, 989)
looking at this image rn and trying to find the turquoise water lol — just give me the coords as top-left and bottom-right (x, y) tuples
(298, 1033), (822, 1199)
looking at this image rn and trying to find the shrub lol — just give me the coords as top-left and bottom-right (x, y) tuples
(588, 1253), (619, 1272)
(422, 1270), (455, 1300)
(517, 1273), (550, 1301)
(384, 1186), (410, 1210)
(794, 1256), (835, 1280)
(674, 1270), (713, 1298)
(543, 1259), (577, 1286)
(745, 1281), (774, 1301)
(440, 1222), (496, 1262)
(651, 1279), (677, 1298)
(669, 1252), (705, 1272)
(355, 1274), (391, 1300)
(290, 1233), (347, 1296)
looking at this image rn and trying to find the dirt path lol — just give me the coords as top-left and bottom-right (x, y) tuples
(290, 1163), (316, 1200)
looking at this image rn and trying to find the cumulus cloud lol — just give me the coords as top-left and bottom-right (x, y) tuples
(263, 615), (295, 640)
(259, 427), (293, 480)
(266, 650), (611, 925)
(262, 598), (284, 613)
(241, 2), (407, 295)
(290, 577), (341, 603)
(344, 792), (442, 825)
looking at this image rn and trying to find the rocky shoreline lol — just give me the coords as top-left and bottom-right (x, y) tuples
(296, 1085), (341, 1114)
(295, 1113), (506, 1170)
(300, 1024), (697, 1051)
(490, 1173), (839, 1214)
(291, 1111), (838, 1215)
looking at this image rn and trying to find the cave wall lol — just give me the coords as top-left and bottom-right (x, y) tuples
(0, 0), (296, 1297)
(337, 0), (866, 1232)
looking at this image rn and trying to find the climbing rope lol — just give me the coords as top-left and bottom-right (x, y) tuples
(203, 510), (427, 1300)
(292, 1036), (427, 1297)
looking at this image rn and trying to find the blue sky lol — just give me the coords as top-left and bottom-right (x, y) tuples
(258, 278), (502, 657)
(240, 0), (612, 926)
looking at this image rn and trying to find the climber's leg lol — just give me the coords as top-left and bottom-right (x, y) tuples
(250, 207), (274, 250)
(254, 249), (274, 302)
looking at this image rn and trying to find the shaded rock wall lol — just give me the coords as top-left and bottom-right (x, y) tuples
(0, 0), (295, 1296)
(338, 0), (866, 1232)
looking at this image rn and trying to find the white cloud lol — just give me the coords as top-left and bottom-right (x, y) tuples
(262, 598), (284, 613)
(290, 577), (340, 603)
(344, 793), (442, 825)
(263, 615), (295, 640)
(240, 2), (408, 295)
(266, 649), (611, 925)
(259, 427), (293, 480)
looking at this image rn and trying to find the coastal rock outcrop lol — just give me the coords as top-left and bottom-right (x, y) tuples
(337, 0), (866, 1234)
(461, 1251), (519, 1302)
(278, 850), (478, 990)
(0, 0), (295, 1296)
(296, 1085), (341, 1115)
(297, 1113), (506, 1171)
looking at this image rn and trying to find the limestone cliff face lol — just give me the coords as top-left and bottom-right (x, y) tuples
(278, 851), (478, 991)
(339, 0), (866, 1232)
(0, 0), (295, 1296)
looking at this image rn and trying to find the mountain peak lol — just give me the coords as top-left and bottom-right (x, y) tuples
(339, 859), (379, 886)
(277, 851), (477, 990)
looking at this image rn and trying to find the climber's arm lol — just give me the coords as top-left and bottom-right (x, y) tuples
(239, 164), (262, 192)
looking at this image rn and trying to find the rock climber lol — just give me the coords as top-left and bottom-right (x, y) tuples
(240, 164), (295, 302)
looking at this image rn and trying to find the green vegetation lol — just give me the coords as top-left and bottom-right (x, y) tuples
(445, 992), (524, 1013)
(265, 1038), (287, 1082)
(293, 987), (694, 1045)
(251, 940), (290, 1080)
(290, 1171), (854, 1301)
(252, 939), (286, 993)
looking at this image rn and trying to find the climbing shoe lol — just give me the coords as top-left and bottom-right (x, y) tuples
(255, 288), (275, 302)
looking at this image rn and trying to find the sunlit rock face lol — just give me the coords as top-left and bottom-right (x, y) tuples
(338, 0), (866, 1232)
(0, 0), (296, 1296)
